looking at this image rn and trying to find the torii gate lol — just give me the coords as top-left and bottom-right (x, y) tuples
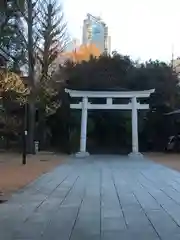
(65, 88), (155, 157)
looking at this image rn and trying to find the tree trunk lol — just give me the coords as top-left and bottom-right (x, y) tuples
(38, 107), (47, 150)
(27, 0), (35, 153)
(27, 102), (35, 153)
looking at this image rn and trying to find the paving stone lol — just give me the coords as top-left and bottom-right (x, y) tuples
(102, 217), (126, 231)
(102, 229), (159, 240)
(1, 155), (180, 239)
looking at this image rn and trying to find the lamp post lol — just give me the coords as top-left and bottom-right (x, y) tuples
(22, 102), (28, 165)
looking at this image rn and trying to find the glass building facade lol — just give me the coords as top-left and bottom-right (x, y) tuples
(83, 14), (109, 54)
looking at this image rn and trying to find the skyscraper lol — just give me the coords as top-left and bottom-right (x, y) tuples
(82, 14), (111, 54)
(64, 38), (80, 52)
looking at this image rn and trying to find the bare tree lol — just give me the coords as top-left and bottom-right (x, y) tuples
(37, 0), (68, 78)
(34, 0), (68, 149)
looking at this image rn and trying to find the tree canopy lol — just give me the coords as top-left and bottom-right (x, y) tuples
(52, 54), (180, 153)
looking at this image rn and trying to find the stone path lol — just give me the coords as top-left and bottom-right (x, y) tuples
(1, 155), (180, 239)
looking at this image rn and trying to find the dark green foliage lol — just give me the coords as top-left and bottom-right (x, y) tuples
(65, 54), (133, 90)
(53, 54), (180, 153)
(0, 0), (26, 71)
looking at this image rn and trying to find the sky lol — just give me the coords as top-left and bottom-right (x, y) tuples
(63, 0), (180, 62)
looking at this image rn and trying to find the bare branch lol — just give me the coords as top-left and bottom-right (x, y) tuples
(14, 25), (28, 47)
(13, 1), (28, 22)
(0, 46), (16, 61)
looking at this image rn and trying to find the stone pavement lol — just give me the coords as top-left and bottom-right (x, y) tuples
(1, 155), (180, 239)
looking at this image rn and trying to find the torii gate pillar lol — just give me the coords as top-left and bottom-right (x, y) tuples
(128, 96), (142, 158)
(76, 97), (90, 158)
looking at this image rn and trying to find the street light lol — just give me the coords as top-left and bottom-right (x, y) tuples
(22, 102), (28, 165)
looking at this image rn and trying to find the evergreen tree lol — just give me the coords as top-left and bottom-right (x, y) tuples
(0, 0), (26, 71)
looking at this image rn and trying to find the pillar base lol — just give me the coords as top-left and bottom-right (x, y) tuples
(128, 152), (143, 158)
(75, 151), (90, 158)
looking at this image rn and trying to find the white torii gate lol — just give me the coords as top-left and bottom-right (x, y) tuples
(65, 88), (155, 158)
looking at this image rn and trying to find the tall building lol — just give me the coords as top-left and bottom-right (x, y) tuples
(107, 36), (111, 55)
(82, 13), (111, 54)
(64, 38), (80, 52)
(172, 58), (180, 83)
